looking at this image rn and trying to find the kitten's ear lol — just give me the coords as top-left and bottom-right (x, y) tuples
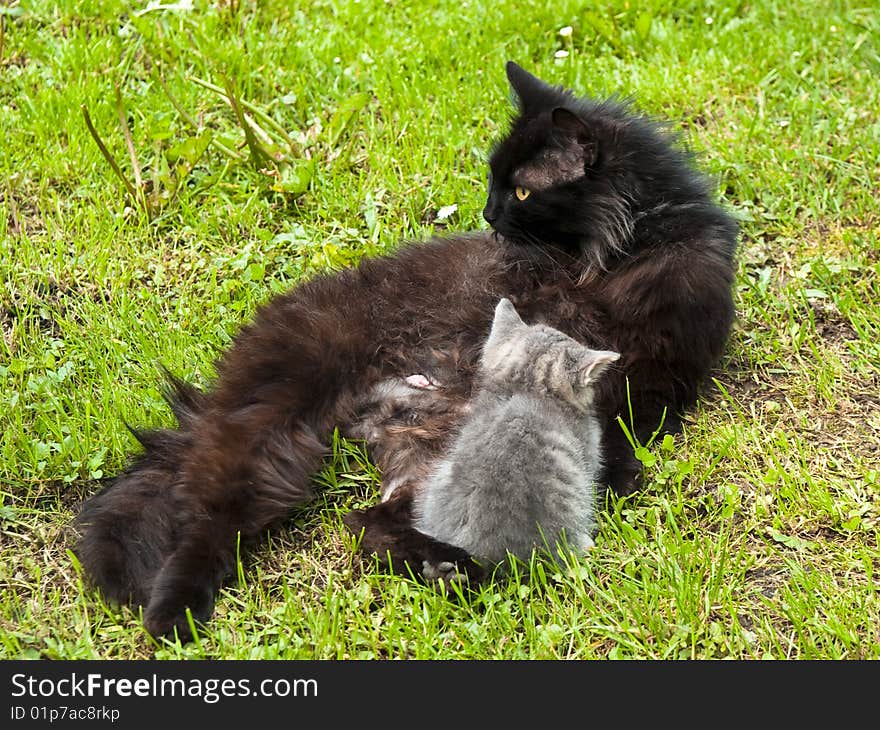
(578, 349), (620, 385)
(552, 108), (598, 167)
(506, 61), (553, 112)
(491, 297), (524, 333)
(483, 298), (524, 359)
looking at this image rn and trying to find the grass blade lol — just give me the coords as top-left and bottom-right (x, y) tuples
(81, 103), (140, 207)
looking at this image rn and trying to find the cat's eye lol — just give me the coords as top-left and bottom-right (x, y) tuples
(515, 186), (531, 201)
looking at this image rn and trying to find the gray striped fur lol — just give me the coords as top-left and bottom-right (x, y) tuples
(413, 298), (619, 566)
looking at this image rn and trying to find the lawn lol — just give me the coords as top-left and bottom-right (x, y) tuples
(1, 0), (878, 659)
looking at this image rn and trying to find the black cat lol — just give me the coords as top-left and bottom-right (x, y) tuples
(74, 62), (739, 639)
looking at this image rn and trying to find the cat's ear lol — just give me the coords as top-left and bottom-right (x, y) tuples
(506, 61), (553, 112)
(578, 349), (620, 385)
(552, 108), (599, 167)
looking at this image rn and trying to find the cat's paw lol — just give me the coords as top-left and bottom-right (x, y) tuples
(341, 508), (369, 534)
(421, 559), (469, 584)
(144, 589), (214, 642)
(143, 565), (217, 642)
(603, 459), (644, 496)
(342, 495), (485, 584)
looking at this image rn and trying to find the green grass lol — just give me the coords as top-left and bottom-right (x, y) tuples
(1, 0), (878, 659)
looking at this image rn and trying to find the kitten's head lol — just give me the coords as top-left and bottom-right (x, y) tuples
(480, 298), (619, 409)
(484, 62), (708, 269)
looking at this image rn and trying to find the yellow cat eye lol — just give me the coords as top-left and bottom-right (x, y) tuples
(515, 186), (531, 201)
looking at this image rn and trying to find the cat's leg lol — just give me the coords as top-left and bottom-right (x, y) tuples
(75, 380), (330, 640)
(598, 424), (644, 496)
(74, 430), (190, 608)
(142, 519), (233, 639)
(600, 378), (687, 495)
(420, 560), (478, 584)
(598, 239), (736, 495)
(343, 489), (484, 583)
(77, 276), (383, 636)
(140, 415), (327, 638)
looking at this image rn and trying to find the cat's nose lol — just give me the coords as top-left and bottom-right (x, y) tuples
(482, 205), (498, 225)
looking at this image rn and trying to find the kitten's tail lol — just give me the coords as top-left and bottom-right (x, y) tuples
(73, 372), (202, 606)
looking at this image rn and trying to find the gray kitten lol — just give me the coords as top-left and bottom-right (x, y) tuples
(411, 298), (619, 569)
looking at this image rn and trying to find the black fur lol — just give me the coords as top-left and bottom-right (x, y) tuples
(74, 62), (738, 639)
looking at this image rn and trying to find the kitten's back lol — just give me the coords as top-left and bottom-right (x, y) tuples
(414, 390), (600, 563)
(413, 298), (618, 566)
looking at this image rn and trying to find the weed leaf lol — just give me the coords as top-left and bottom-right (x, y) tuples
(327, 92), (370, 148)
(272, 159), (315, 195)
